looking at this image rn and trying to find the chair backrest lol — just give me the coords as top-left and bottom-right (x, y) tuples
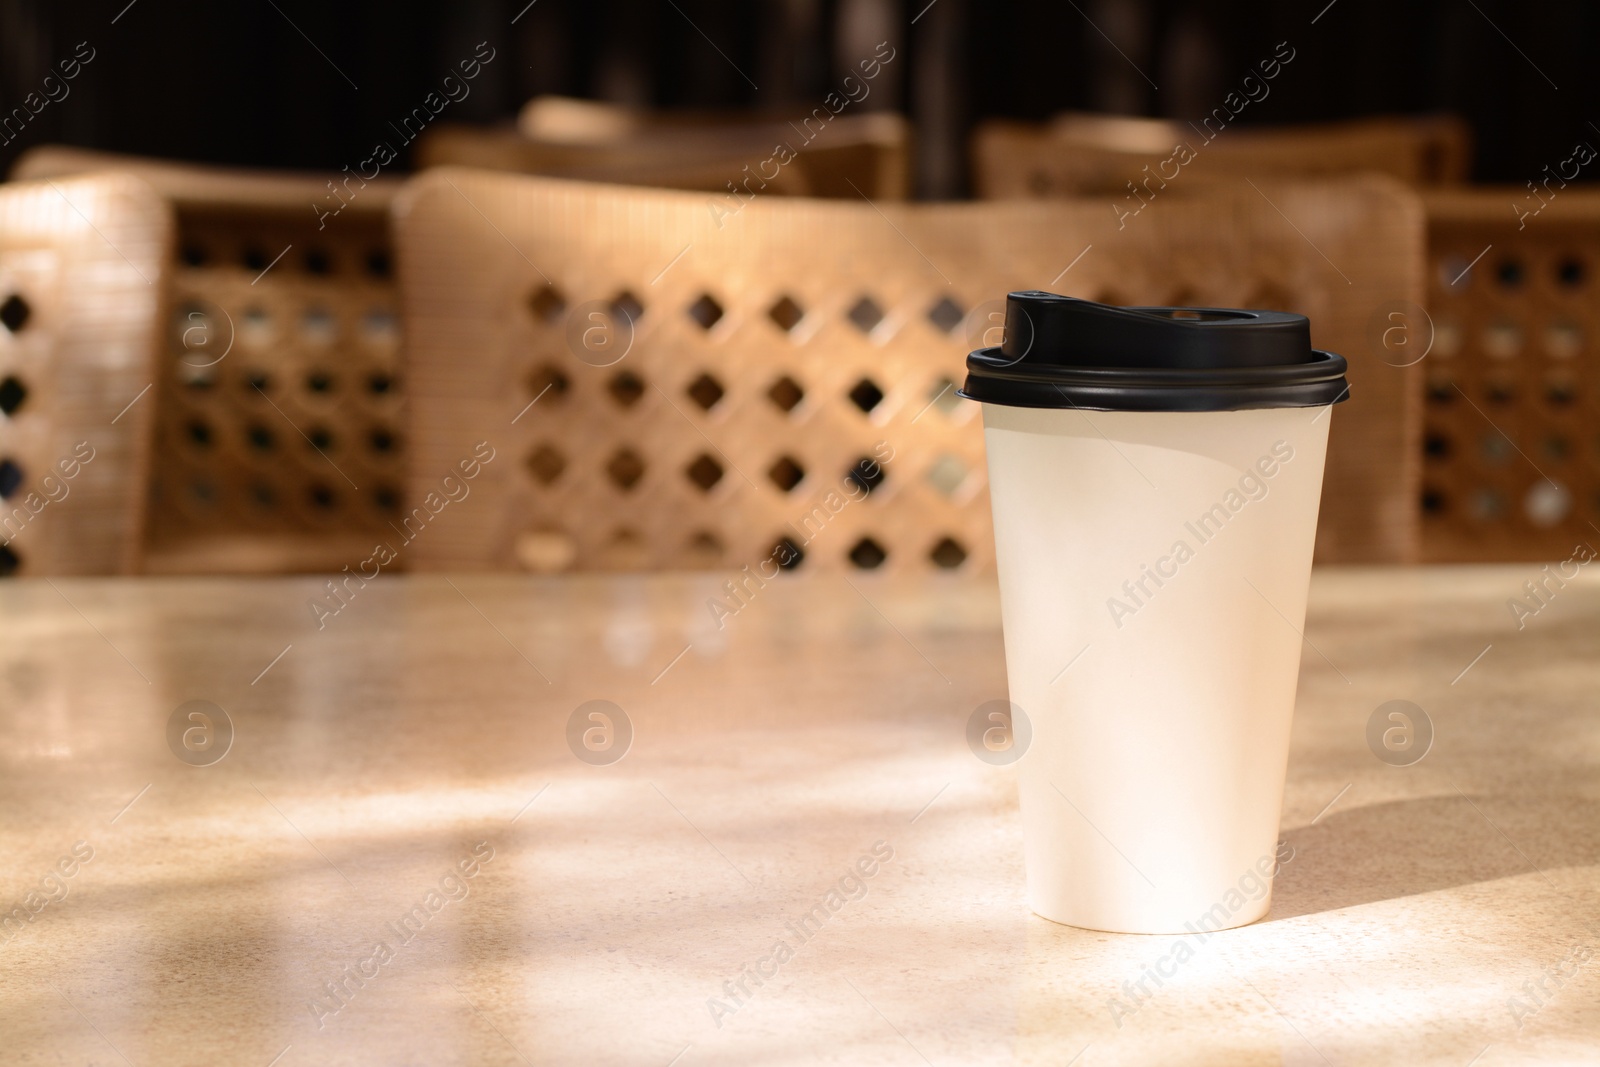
(973, 113), (1472, 199)
(11, 146), (406, 574)
(1420, 186), (1600, 561)
(418, 96), (910, 200)
(394, 169), (1423, 572)
(0, 172), (169, 576)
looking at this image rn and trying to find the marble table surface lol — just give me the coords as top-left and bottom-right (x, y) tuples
(1, 567), (1596, 1066)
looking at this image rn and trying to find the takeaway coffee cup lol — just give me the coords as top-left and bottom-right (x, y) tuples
(962, 292), (1348, 934)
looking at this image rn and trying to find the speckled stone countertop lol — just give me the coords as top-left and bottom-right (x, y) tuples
(1, 568), (1595, 1065)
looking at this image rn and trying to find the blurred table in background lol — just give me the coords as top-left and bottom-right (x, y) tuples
(972, 112), (1473, 199)
(416, 94), (910, 199)
(1, 568), (1595, 1065)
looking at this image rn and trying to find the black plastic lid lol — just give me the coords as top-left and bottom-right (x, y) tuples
(959, 291), (1350, 412)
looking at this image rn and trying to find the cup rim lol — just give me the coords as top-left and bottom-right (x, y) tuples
(960, 347), (1350, 412)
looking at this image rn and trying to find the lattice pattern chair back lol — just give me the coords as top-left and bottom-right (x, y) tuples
(418, 98), (909, 200)
(395, 169), (1422, 572)
(12, 147), (406, 574)
(973, 113), (1471, 199)
(0, 173), (169, 576)
(1421, 187), (1600, 561)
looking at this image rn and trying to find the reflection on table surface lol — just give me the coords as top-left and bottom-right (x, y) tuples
(1, 568), (1596, 1066)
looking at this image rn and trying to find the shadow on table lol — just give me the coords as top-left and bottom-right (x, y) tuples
(1267, 790), (1599, 920)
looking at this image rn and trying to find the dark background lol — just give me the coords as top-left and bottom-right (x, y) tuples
(1, 0), (1594, 197)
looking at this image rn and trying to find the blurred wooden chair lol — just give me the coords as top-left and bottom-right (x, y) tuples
(417, 95), (910, 200)
(12, 147), (406, 574)
(0, 172), (170, 576)
(973, 113), (1471, 199)
(394, 169), (1423, 572)
(1419, 187), (1600, 561)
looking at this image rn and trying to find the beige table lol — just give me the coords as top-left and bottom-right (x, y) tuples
(1, 568), (1596, 1066)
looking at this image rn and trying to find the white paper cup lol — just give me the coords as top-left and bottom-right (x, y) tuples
(964, 292), (1345, 934)
(984, 404), (1329, 932)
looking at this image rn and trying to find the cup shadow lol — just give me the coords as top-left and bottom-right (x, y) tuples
(1266, 791), (1600, 921)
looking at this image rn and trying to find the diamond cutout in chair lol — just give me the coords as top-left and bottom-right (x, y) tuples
(528, 284), (567, 324)
(848, 378), (884, 414)
(527, 444), (567, 485)
(768, 456), (805, 492)
(931, 377), (964, 418)
(686, 530), (724, 561)
(845, 456), (886, 495)
(0, 376), (27, 416)
(927, 296), (964, 334)
(611, 290), (645, 326)
(848, 537), (887, 569)
(686, 454), (724, 492)
(768, 295), (805, 333)
(773, 535), (805, 570)
(608, 370), (646, 408)
(688, 294), (725, 330)
(606, 448), (646, 491)
(847, 296), (886, 334)
(929, 537), (968, 569)
(527, 362), (571, 403)
(0, 295), (29, 333)
(687, 372), (725, 411)
(768, 375), (804, 414)
(0, 458), (22, 499)
(925, 454), (969, 498)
